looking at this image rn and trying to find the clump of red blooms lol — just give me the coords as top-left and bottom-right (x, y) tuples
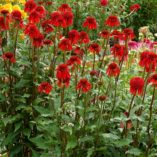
(2, 52), (16, 63)
(38, 82), (52, 94)
(148, 74), (157, 87)
(83, 16), (97, 30)
(111, 44), (128, 61)
(105, 15), (120, 27)
(100, 0), (108, 7)
(79, 31), (90, 44)
(130, 77), (144, 96)
(130, 4), (141, 12)
(58, 38), (72, 51)
(99, 30), (110, 39)
(139, 51), (157, 72)
(56, 64), (71, 87)
(106, 62), (120, 77)
(88, 43), (101, 54)
(68, 29), (80, 45)
(67, 56), (81, 67)
(76, 79), (92, 93)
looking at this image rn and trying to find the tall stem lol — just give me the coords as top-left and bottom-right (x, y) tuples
(145, 86), (156, 156)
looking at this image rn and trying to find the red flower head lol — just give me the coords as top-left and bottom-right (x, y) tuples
(110, 30), (122, 39)
(79, 31), (90, 44)
(105, 15), (120, 27)
(1, 10), (9, 15)
(38, 82), (52, 94)
(62, 11), (73, 28)
(58, 38), (72, 51)
(139, 51), (157, 72)
(2, 52), (16, 63)
(122, 28), (135, 40)
(130, 77), (144, 96)
(88, 43), (101, 54)
(24, 23), (40, 38)
(24, 0), (37, 13)
(35, 6), (46, 18)
(29, 10), (41, 23)
(83, 16), (97, 30)
(100, 0), (108, 6)
(76, 78), (92, 93)
(32, 33), (44, 47)
(56, 63), (71, 87)
(67, 56), (81, 66)
(148, 74), (157, 87)
(0, 16), (9, 30)
(42, 20), (54, 33)
(50, 11), (64, 27)
(68, 29), (80, 45)
(111, 44), (128, 61)
(106, 62), (120, 77)
(130, 4), (141, 12)
(73, 47), (84, 58)
(58, 4), (72, 12)
(43, 39), (53, 46)
(99, 30), (110, 39)
(11, 10), (22, 21)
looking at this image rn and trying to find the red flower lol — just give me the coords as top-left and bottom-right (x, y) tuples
(100, 0), (108, 6)
(88, 43), (101, 54)
(43, 39), (53, 46)
(83, 16), (97, 30)
(130, 77), (144, 96)
(76, 78), (92, 93)
(50, 11), (64, 27)
(111, 44), (128, 61)
(24, 23), (40, 38)
(79, 31), (90, 44)
(1, 10), (9, 15)
(73, 47), (84, 58)
(0, 16), (9, 30)
(139, 51), (157, 72)
(56, 64), (71, 87)
(58, 4), (72, 12)
(106, 62), (120, 77)
(99, 30), (110, 39)
(38, 82), (52, 94)
(110, 30), (122, 39)
(105, 15), (120, 27)
(68, 29), (80, 45)
(67, 56), (81, 66)
(35, 6), (46, 18)
(62, 11), (73, 28)
(29, 10), (41, 23)
(2, 52), (16, 63)
(58, 38), (72, 51)
(99, 95), (107, 101)
(11, 10), (22, 21)
(32, 33), (44, 47)
(42, 20), (54, 33)
(148, 74), (157, 87)
(130, 4), (141, 12)
(90, 70), (99, 77)
(24, 0), (37, 13)
(122, 28), (135, 40)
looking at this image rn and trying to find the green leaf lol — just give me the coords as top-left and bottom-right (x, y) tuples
(66, 136), (77, 150)
(126, 148), (142, 156)
(87, 147), (94, 157)
(114, 139), (132, 147)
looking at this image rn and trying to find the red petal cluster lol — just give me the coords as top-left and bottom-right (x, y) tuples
(130, 77), (144, 96)
(76, 78), (92, 93)
(38, 82), (52, 94)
